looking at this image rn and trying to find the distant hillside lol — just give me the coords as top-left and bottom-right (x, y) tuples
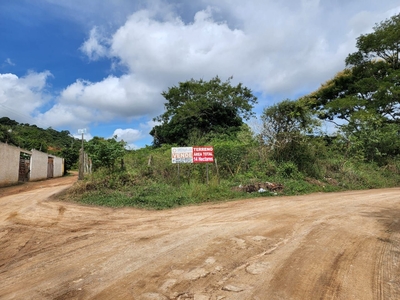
(0, 117), (80, 172)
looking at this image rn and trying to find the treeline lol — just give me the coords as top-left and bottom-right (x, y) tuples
(0, 117), (80, 172)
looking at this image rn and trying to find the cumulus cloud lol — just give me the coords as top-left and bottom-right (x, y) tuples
(60, 75), (160, 116)
(36, 71), (164, 129)
(113, 128), (142, 142)
(36, 75), (161, 129)
(36, 103), (96, 129)
(112, 128), (143, 149)
(109, 7), (251, 85)
(67, 6), (256, 130)
(140, 119), (160, 130)
(0, 71), (52, 123)
(78, 1), (400, 108)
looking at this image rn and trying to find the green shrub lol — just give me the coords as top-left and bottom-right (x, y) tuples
(277, 161), (302, 179)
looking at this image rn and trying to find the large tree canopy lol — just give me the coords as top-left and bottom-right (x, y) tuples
(310, 13), (400, 129)
(305, 13), (400, 162)
(150, 76), (257, 146)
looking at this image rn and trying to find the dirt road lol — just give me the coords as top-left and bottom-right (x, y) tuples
(0, 174), (399, 300)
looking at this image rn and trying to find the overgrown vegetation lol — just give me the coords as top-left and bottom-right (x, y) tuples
(8, 14), (400, 209)
(61, 120), (400, 209)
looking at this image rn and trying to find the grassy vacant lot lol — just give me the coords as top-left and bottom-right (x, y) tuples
(61, 144), (400, 210)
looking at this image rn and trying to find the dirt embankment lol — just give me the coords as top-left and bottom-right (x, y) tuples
(1, 174), (399, 299)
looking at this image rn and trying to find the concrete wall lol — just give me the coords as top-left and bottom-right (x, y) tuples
(0, 143), (65, 186)
(30, 149), (49, 181)
(52, 156), (64, 177)
(0, 143), (22, 187)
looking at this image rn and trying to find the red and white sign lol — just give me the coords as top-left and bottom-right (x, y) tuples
(193, 146), (214, 163)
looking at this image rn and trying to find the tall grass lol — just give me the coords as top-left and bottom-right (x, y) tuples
(59, 145), (400, 209)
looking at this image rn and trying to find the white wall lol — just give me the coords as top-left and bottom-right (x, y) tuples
(52, 156), (64, 177)
(0, 144), (65, 186)
(0, 143), (22, 187)
(30, 149), (49, 181)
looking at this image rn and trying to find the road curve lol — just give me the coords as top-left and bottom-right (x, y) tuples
(0, 176), (399, 299)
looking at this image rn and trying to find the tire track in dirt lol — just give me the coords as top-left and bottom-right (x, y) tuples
(372, 208), (400, 300)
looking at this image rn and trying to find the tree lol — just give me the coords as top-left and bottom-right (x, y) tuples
(259, 99), (322, 177)
(0, 124), (16, 144)
(259, 99), (319, 148)
(61, 138), (81, 174)
(85, 136), (126, 171)
(307, 13), (400, 162)
(338, 119), (400, 163)
(310, 13), (400, 128)
(150, 76), (257, 146)
(0, 117), (18, 126)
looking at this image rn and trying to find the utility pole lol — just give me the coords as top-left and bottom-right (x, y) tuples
(78, 128), (86, 180)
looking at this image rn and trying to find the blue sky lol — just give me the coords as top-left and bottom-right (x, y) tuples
(1, 0), (400, 148)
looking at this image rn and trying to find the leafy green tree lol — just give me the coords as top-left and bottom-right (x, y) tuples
(0, 117), (18, 126)
(150, 76), (257, 146)
(0, 124), (14, 144)
(338, 117), (400, 163)
(311, 13), (400, 128)
(259, 99), (319, 147)
(85, 136), (126, 171)
(61, 140), (81, 174)
(260, 99), (322, 177)
(307, 14), (400, 162)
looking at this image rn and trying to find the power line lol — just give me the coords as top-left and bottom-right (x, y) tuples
(0, 103), (38, 124)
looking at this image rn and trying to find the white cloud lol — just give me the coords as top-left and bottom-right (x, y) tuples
(80, 27), (109, 61)
(113, 128), (142, 142)
(72, 132), (93, 141)
(60, 75), (160, 115)
(140, 119), (160, 130)
(0, 71), (51, 123)
(109, 7), (250, 86)
(79, 1), (400, 107)
(36, 103), (95, 129)
(35, 73), (163, 132)
(5, 58), (15, 66)
(107, 128), (143, 150)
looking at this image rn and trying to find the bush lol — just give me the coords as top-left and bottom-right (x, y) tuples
(276, 161), (302, 179)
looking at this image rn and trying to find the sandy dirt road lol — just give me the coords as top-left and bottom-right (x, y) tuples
(0, 174), (400, 300)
